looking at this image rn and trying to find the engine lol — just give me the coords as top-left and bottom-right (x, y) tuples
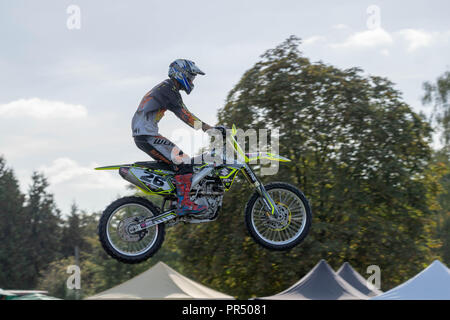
(189, 178), (224, 221)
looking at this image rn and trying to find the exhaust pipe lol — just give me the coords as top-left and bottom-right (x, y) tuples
(119, 167), (147, 190)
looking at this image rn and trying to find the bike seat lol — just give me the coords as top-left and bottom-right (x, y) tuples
(134, 161), (174, 172)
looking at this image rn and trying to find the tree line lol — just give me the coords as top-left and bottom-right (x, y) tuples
(0, 36), (449, 299)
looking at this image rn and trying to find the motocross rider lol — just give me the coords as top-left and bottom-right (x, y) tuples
(132, 59), (217, 216)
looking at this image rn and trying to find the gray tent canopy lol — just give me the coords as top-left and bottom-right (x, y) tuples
(0, 288), (17, 300)
(337, 262), (382, 297)
(256, 260), (369, 300)
(86, 261), (234, 300)
(1, 289), (59, 300)
(10, 293), (61, 300)
(371, 260), (450, 300)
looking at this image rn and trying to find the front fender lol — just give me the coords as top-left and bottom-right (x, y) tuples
(245, 152), (291, 163)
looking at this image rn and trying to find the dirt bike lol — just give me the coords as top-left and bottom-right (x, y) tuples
(95, 125), (312, 264)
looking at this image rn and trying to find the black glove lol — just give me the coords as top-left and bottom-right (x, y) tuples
(209, 125), (228, 137)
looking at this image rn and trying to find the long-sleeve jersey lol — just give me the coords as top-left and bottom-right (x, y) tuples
(132, 78), (206, 136)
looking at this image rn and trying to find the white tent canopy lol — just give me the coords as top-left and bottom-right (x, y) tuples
(86, 261), (234, 300)
(256, 260), (369, 300)
(371, 260), (450, 300)
(337, 262), (383, 297)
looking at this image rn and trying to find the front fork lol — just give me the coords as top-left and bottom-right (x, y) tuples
(242, 164), (280, 218)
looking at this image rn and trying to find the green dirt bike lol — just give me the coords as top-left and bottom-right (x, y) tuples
(95, 125), (312, 264)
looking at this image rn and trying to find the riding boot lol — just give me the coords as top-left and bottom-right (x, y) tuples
(174, 173), (207, 216)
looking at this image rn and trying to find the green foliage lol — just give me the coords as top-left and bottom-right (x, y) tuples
(60, 203), (93, 258)
(0, 159), (64, 289)
(429, 149), (450, 266)
(0, 156), (30, 288)
(21, 172), (63, 287)
(423, 70), (450, 147)
(422, 69), (450, 266)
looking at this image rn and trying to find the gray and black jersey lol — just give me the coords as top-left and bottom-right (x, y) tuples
(132, 78), (208, 173)
(132, 78), (204, 136)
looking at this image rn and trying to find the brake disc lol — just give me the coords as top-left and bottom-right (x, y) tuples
(265, 204), (291, 230)
(117, 216), (147, 242)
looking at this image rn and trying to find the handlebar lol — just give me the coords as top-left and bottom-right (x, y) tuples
(213, 125), (228, 138)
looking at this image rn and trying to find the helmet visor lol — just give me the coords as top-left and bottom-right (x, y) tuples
(188, 61), (205, 76)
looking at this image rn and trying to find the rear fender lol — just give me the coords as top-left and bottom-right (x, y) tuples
(95, 164), (130, 170)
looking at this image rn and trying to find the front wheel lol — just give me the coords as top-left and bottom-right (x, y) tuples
(245, 182), (312, 251)
(98, 196), (165, 264)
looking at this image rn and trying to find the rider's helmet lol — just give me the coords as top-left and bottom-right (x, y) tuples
(168, 59), (205, 94)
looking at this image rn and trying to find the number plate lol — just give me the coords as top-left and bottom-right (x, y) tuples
(130, 167), (172, 191)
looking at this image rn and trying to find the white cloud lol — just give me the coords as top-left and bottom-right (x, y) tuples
(33, 158), (130, 214)
(303, 35), (327, 46)
(330, 27), (393, 49)
(38, 157), (127, 190)
(330, 27), (449, 53)
(0, 98), (88, 119)
(395, 29), (438, 52)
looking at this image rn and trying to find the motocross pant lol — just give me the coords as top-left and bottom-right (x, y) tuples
(133, 134), (193, 174)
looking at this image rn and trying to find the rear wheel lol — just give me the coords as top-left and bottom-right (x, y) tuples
(98, 196), (165, 264)
(245, 182), (312, 251)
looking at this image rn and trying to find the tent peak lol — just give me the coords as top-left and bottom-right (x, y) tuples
(256, 259), (369, 300)
(337, 262), (352, 271)
(430, 260), (449, 268)
(336, 262), (383, 297)
(316, 259), (332, 268)
(86, 260), (234, 300)
(154, 261), (169, 268)
(371, 260), (450, 300)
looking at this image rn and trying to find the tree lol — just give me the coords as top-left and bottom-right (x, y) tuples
(428, 148), (450, 266)
(166, 36), (439, 298)
(21, 172), (63, 288)
(0, 156), (32, 289)
(423, 70), (450, 149)
(60, 203), (90, 258)
(422, 71), (450, 266)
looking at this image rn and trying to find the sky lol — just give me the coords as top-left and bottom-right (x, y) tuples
(1, 0), (449, 215)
